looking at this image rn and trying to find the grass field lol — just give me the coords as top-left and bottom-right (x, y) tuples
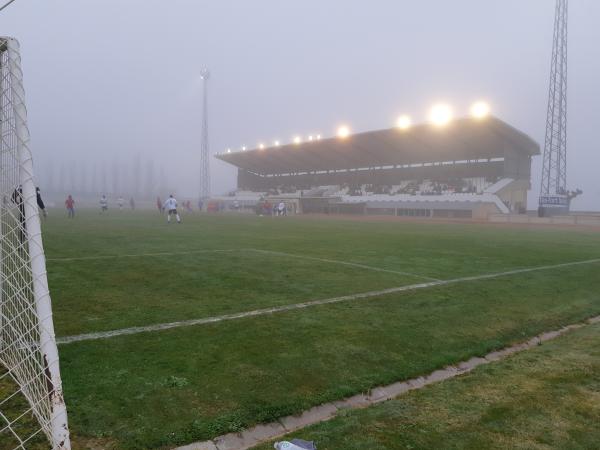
(18, 210), (600, 448)
(256, 321), (600, 450)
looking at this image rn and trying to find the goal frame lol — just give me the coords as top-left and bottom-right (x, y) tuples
(0, 36), (71, 450)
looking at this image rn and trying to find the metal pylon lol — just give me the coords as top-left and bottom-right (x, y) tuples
(539, 0), (569, 215)
(200, 68), (210, 199)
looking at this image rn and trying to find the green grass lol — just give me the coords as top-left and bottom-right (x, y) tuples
(50, 250), (419, 336)
(0, 370), (48, 450)
(22, 211), (600, 447)
(255, 322), (600, 450)
(45, 211), (600, 337)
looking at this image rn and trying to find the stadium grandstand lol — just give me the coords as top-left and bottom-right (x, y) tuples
(215, 116), (540, 219)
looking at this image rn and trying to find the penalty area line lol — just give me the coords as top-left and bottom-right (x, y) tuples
(46, 249), (239, 262)
(47, 247), (439, 281)
(56, 257), (600, 345)
(244, 248), (440, 281)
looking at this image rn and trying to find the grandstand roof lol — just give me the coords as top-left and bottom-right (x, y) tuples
(215, 116), (539, 175)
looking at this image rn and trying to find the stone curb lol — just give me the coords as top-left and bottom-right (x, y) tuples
(174, 314), (600, 450)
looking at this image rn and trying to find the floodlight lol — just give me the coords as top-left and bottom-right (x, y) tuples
(316, 134), (322, 140)
(308, 135), (314, 141)
(429, 104), (453, 127)
(242, 146), (247, 151)
(337, 126), (350, 139)
(259, 143), (265, 149)
(396, 115), (412, 130)
(227, 148), (231, 153)
(293, 136), (302, 144)
(470, 101), (490, 119)
(274, 140), (280, 146)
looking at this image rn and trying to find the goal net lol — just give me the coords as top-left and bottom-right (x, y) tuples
(0, 37), (71, 449)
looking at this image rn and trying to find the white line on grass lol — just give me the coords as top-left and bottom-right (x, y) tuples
(56, 257), (600, 345)
(46, 249), (238, 262)
(244, 248), (440, 281)
(48, 247), (439, 280)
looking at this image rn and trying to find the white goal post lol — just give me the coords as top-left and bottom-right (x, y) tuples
(0, 37), (71, 449)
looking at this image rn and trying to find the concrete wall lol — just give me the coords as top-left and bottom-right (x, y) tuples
(489, 213), (600, 227)
(503, 147), (533, 180)
(473, 203), (499, 220)
(496, 179), (530, 212)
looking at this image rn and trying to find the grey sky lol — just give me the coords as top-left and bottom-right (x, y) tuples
(0, 0), (598, 209)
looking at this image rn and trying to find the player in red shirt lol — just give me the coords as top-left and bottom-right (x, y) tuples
(65, 195), (75, 218)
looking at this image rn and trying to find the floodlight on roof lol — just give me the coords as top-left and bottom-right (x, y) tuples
(242, 146), (247, 151)
(316, 134), (322, 140)
(259, 143), (265, 150)
(308, 135), (314, 141)
(337, 126), (350, 139)
(274, 140), (280, 147)
(227, 148), (231, 153)
(293, 136), (302, 144)
(470, 101), (490, 119)
(396, 115), (412, 130)
(429, 104), (453, 127)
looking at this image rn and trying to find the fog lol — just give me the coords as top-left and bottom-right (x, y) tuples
(0, 0), (598, 209)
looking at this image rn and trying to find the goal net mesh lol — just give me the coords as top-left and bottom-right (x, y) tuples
(0, 37), (70, 450)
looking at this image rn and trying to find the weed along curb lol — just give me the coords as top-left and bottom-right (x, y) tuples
(175, 314), (600, 450)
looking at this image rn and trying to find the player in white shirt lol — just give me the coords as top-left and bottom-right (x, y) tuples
(278, 201), (286, 216)
(100, 195), (108, 213)
(117, 196), (124, 210)
(163, 195), (181, 223)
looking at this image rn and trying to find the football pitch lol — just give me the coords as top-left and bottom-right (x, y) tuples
(39, 210), (600, 449)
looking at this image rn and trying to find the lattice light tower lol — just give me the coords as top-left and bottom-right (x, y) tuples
(199, 69), (211, 199)
(539, 0), (571, 216)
